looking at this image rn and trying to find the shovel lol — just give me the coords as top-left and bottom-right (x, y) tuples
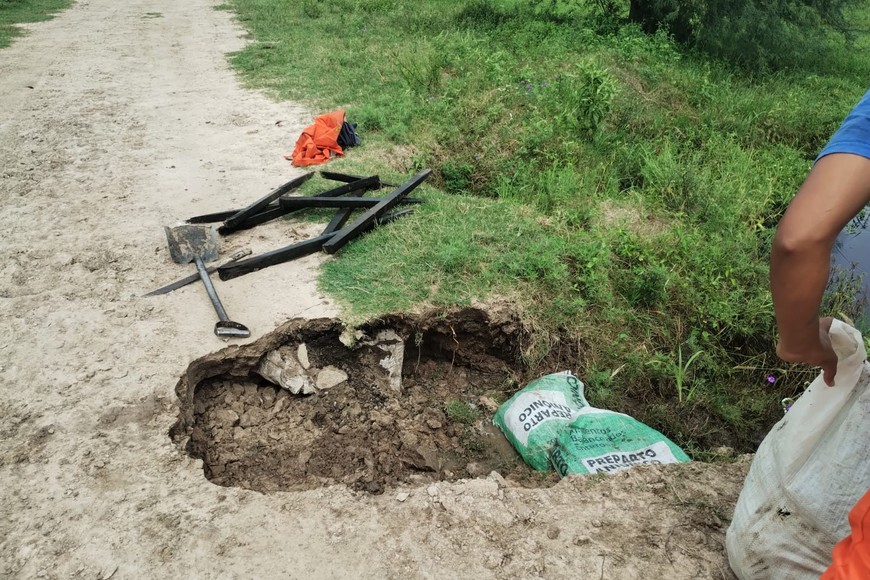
(163, 225), (251, 339)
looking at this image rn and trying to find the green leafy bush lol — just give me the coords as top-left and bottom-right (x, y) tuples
(557, 60), (619, 139)
(626, 0), (863, 71)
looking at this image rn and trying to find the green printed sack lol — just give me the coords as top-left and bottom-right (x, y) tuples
(493, 371), (587, 471)
(550, 411), (691, 476)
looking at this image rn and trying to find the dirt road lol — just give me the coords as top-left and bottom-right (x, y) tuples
(0, 1), (747, 578)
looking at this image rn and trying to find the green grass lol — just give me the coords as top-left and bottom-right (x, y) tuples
(222, 0), (869, 454)
(0, 0), (72, 49)
(446, 400), (479, 426)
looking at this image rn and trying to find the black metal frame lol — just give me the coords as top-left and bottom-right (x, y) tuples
(217, 209), (414, 280)
(322, 169), (430, 254)
(179, 171), (428, 281)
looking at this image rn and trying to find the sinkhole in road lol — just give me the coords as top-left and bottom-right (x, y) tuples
(169, 308), (559, 494)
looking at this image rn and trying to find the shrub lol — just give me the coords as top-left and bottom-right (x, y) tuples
(626, 0), (863, 71)
(557, 60), (619, 139)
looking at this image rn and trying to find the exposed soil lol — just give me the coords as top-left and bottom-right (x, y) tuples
(176, 310), (557, 493)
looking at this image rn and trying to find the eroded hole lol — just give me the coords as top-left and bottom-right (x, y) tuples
(171, 308), (559, 493)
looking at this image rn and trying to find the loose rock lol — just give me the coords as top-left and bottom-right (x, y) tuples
(479, 396), (500, 413)
(488, 471), (507, 488)
(213, 409), (240, 428)
(362, 329), (405, 393)
(315, 366), (348, 390)
(286, 375), (315, 396)
(239, 408), (269, 428)
(402, 445), (441, 472)
(256, 347), (314, 395)
(466, 462), (488, 478)
(370, 410), (393, 427)
(259, 387), (276, 407)
(297, 343), (310, 369)
(547, 526), (561, 540)
(399, 432), (418, 448)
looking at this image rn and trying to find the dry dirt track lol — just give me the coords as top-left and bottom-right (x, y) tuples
(0, 1), (748, 578)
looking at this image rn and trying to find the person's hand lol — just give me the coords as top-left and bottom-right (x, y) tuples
(776, 317), (838, 386)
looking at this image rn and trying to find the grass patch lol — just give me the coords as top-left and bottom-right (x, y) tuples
(446, 400), (479, 426)
(0, 0), (72, 49)
(223, 0), (869, 454)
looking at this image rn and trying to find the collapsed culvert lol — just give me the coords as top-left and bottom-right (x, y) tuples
(170, 307), (560, 494)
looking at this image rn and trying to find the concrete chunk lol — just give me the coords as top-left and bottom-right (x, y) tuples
(316, 366), (348, 390)
(256, 347), (315, 395)
(297, 343), (310, 369)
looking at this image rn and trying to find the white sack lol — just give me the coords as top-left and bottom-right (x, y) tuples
(726, 319), (870, 579)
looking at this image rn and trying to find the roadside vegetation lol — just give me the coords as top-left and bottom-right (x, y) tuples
(0, 0), (71, 48)
(222, 0), (869, 455)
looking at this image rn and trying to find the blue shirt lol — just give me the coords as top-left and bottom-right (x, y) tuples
(817, 89), (870, 161)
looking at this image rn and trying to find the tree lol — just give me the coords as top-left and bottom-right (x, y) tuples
(625, 0), (862, 70)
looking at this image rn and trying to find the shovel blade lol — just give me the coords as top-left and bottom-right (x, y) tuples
(215, 320), (251, 338)
(164, 225), (219, 264)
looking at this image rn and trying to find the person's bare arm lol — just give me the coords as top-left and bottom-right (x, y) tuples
(771, 153), (870, 385)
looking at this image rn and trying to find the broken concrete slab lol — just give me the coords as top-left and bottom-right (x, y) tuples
(360, 329), (405, 393)
(256, 346), (315, 395)
(315, 366), (348, 390)
(297, 343), (310, 369)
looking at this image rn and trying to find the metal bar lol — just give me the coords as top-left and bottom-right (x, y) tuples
(321, 193), (364, 236)
(322, 169), (430, 254)
(188, 204), (278, 224)
(218, 234), (334, 280)
(191, 177), (381, 225)
(143, 248), (252, 296)
(278, 196), (423, 209)
(316, 176), (385, 235)
(217, 175), (381, 234)
(311, 175), (382, 198)
(377, 208), (415, 223)
(218, 209), (414, 280)
(220, 172), (314, 233)
(218, 206), (287, 234)
(320, 171), (396, 188)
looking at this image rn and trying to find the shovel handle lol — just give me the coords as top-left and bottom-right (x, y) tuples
(194, 256), (229, 322)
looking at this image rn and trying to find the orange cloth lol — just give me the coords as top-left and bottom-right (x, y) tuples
(822, 490), (870, 579)
(287, 109), (345, 166)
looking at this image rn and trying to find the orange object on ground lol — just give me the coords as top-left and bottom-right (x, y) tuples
(287, 109), (345, 166)
(822, 489), (870, 579)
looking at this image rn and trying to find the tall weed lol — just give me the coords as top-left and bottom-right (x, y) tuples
(557, 61), (619, 139)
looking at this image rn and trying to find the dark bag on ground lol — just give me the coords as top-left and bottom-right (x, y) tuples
(337, 121), (361, 148)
